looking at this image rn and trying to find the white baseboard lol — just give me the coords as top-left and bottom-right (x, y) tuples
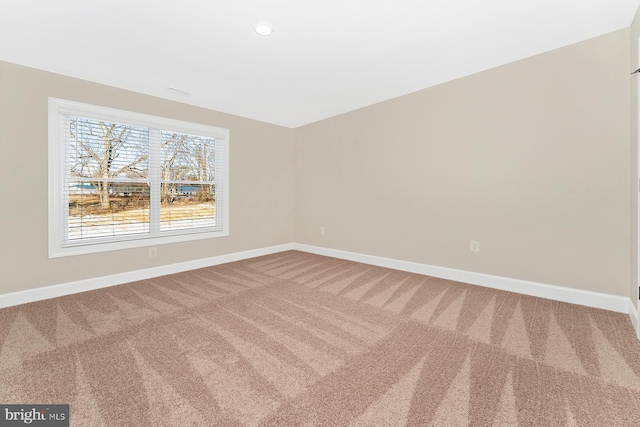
(2, 241), (636, 333)
(294, 244), (631, 314)
(0, 243), (294, 309)
(629, 299), (640, 339)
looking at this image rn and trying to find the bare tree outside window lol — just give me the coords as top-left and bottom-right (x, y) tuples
(66, 118), (218, 240)
(160, 131), (216, 231)
(69, 118), (149, 210)
(68, 118), (150, 240)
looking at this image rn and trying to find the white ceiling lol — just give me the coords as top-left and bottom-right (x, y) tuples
(1, 0), (639, 128)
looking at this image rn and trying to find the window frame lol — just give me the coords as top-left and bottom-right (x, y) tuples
(48, 98), (230, 258)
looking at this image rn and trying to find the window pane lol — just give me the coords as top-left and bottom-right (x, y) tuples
(68, 181), (150, 240)
(160, 183), (215, 232)
(161, 131), (216, 182)
(66, 117), (150, 242)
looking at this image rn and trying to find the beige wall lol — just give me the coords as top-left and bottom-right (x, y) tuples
(294, 29), (631, 296)
(0, 28), (633, 301)
(0, 61), (294, 294)
(631, 12), (640, 310)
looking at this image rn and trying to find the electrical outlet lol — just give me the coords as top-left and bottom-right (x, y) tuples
(149, 247), (158, 258)
(320, 227), (325, 235)
(470, 240), (480, 253)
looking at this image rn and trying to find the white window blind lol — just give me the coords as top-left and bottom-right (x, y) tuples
(49, 98), (229, 257)
(65, 116), (151, 241)
(158, 131), (220, 233)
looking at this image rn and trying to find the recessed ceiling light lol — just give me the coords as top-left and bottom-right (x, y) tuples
(254, 22), (273, 36)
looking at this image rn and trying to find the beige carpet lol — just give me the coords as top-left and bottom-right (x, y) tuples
(1, 250), (640, 426)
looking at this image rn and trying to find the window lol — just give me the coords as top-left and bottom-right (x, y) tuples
(48, 98), (229, 257)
